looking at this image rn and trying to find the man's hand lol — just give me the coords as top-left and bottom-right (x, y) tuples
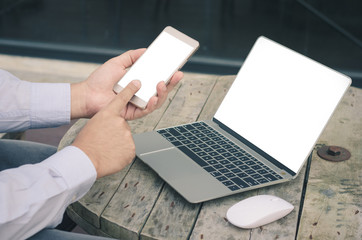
(71, 48), (183, 120)
(72, 80), (141, 179)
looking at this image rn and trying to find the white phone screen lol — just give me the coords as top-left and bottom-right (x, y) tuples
(115, 29), (197, 108)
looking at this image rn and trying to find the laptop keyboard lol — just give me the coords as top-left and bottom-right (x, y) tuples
(157, 122), (283, 191)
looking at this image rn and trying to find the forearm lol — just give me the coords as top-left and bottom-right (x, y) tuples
(0, 146), (96, 240)
(0, 70), (70, 132)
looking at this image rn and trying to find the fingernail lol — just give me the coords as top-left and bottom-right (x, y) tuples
(132, 80), (141, 88)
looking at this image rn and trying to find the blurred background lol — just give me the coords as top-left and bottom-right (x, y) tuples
(0, 0), (361, 87)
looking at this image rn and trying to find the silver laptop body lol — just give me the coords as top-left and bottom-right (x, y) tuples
(133, 36), (351, 203)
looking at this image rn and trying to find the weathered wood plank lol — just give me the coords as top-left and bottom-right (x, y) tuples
(100, 160), (164, 240)
(141, 185), (201, 240)
(156, 73), (219, 128)
(297, 87), (362, 240)
(198, 75), (236, 121)
(66, 206), (113, 238)
(100, 74), (218, 240)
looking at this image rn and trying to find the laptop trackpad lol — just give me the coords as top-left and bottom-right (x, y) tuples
(140, 147), (230, 203)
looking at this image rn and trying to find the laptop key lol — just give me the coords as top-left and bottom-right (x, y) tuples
(170, 141), (182, 146)
(230, 177), (249, 188)
(216, 149), (227, 153)
(176, 136), (186, 141)
(258, 178), (269, 184)
(234, 152), (244, 157)
(202, 156), (212, 161)
(251, 165), (262, 170)
(181, 140), (192, 145)
(227, 156), (238, 161)
(168, 128), (181, 136)
(210, 171), (222, 177)
(225, 164), (235, 169)
(237, 172), (248, 178)
(222, 152), (232, 158)
(204, 147), (213, 152)
(217, 176), (227, 181)
(222, 181), (234, 186)
(205, 140), (216, 145)
(245, 160), (255, 166)
(185, 124), (195, 130)
(251, 173), (262, 179)
(219, 160), (230, 165)
(176, 126), (187, 133)
(245, 169), (256, 175)
(228, 185), (240, 191)
(239, 165), (250, 170)
(234, 161), (243, 166)
(243, 177), (259, 186)
(209, 152), (219, 156)
(188, 135), (196, 139)
(167, 137), (177, 142)
(264, 174), (278, 181)
(213, 164), (224, 169)
(219, 168), (230, 174)
(207, 160), (218, 165)
(231, 168), (242, 173)
(177, 146), (208, 167)
(187, 143), (197, 149)
(192, 148), (202, 152)
(257, 169), (268, 174)
(204, 166), (216, 172)
(210, 145), (221, 149)
(196, 152), (207, 157)
(200, 137), (210, 141)
(225, 172), (236, 178)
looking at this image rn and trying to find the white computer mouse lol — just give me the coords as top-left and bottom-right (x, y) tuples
(226, 195), (294, 229)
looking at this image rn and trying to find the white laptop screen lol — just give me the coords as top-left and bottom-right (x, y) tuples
(214, 37), (351, 174)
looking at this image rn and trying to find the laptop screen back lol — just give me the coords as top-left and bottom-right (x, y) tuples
(214, 37), (351, 173)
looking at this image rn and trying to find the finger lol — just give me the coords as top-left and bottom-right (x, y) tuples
(109, 48), (146, 69)
(107, 80), (141, 115)
(167, 71), (183, 92)
(154, 82), (167, 108)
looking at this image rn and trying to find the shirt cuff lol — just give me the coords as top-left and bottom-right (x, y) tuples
(41, 146), (97, 203)
(31, 82), (71, 129)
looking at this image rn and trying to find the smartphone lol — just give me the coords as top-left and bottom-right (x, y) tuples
(113, 26), (199, 109)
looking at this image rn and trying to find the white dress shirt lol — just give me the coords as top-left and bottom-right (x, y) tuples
(0, 70), (97, 240)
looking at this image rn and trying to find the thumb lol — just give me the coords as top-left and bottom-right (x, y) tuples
(108, 80), (141, 114)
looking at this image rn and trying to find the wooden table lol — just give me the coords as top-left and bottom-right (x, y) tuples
(59, 73), (361, 239)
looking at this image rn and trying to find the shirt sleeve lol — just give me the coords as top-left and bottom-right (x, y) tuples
(0, 146), (97, 240)
(0, 69), (70, 132)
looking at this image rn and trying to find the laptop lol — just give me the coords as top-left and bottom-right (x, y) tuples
(133, 36), (351, 203)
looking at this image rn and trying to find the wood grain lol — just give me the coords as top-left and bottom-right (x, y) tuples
(297, 87), (362, 240)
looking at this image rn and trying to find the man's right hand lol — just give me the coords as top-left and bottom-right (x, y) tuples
(72, 80), (141, 179)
